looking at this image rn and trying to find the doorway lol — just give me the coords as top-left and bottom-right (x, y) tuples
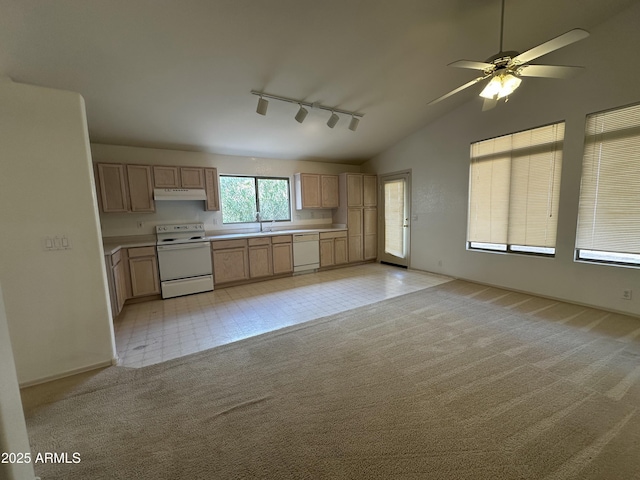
(379, 171), (411, 267)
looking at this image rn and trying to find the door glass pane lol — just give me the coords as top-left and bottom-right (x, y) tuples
(384, 179), (405, 258)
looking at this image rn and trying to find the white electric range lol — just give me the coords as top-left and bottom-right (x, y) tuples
(156, 223), (213, 299)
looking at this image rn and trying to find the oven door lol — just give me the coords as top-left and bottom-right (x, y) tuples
(157, 242), (212, 281)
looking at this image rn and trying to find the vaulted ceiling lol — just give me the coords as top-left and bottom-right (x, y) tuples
(1, 0), (637, 163)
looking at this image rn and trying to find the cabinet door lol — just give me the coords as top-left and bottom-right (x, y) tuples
(180, 167), (205, 189)
(346, 174), (363, 207)
(364, 207), (378, 260)
(153, 166), (180, 188)
(129, 256), (160, 297)
(347, 208), (363, 262)
(321, 175), (339, 208)
(334, 237), (348, 265)
(301, 174), (321, 208)
(97, 163), (129, 213)
(249, 245), (273, 278)
(113, 261), (128, 314)
(272, 243), (293, 274)
(126, 165), (155, 213)
(319, 239), (334, 267)
(363, 175), (378, 207)
(212, 247), (249, 284)
(205, 168), (220, 211)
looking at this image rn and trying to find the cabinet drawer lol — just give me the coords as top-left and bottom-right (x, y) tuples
(320, 230), (347, 240)
(271, 235), (292, 244)
(248, 237), (271, 246)
(211, 239), (248, 250)
(111, 249), (123, 267)
(128, 246), (156, 258)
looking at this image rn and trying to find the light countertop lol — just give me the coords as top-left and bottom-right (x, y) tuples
(103, 226), (347, 255)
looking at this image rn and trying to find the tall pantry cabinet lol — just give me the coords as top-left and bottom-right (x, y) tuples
(333, 173), (378, 263)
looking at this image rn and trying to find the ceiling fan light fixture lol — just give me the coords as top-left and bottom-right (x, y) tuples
(294, 104), (309, 123)
(256, 96), (269, 115)
(479, 73), (521, 100)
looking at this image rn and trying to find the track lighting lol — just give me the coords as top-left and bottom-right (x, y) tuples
(256, 95), (268, 116)
(348, 115), (360, 132)
(295, 104), (308, 123)
(327, 112), (339, 129)
(251, 91), (363, 131)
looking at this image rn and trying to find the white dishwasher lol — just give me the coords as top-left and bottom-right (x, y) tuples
(293, 233), (320, 273)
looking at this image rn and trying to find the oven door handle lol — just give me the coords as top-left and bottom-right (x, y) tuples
(157, 242), (209, 251)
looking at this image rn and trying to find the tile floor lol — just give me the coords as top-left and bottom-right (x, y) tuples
(114, 263), (453, 368)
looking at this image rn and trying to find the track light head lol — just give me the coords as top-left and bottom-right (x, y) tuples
(256, 96), (269, 116)
(348, 116), (360, 132)
(295, 104), (309, 123)
(327, 112), (339, 129)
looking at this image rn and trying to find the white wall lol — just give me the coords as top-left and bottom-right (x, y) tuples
(0, 283), (36, 480)
(92, 144), (361, 237)
(0, 82), (116, 385)
(365, 2), (640, 317)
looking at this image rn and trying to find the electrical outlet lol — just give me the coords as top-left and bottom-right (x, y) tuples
(622, 289), (632, 300)
(137, 221), (144, 229)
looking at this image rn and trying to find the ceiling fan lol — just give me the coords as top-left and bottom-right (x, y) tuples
(428, 0), (590, 110)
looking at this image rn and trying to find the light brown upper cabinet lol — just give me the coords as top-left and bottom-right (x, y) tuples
(363, 174), (378, 207)
(153, 166), (205, 189)
(204, 168), (220, 211)
(180, 167), (205, 189)
(126, 165), (155, 213)
(321, 175), (339, 208)
(294, 173), (339, 209)
(97, 163), (129, 213)
(153, 166), (180, 188)
(346, 174), (364, 207)
(97, 163), (155, 213)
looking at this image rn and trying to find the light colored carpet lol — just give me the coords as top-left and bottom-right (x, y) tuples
(22, 280), (640, 479)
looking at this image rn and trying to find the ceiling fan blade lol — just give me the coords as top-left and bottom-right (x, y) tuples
(482, 98), (498, 111)
(427, 76), (488, 105)
(517, 64), (585, 79)
(448, 60), (494, 71)
(511, 28), (589, 66)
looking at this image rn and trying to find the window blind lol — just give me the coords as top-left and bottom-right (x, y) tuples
(468, 123), (564, 250)
(576, 103), (640, 256)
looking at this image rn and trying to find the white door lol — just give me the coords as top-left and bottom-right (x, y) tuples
(379, 172), (411, 267)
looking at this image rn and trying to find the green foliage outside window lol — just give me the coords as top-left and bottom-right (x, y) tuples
(220, 175), (291, 224)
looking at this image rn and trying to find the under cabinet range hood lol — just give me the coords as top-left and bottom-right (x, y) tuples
(153, 188), (207, 201)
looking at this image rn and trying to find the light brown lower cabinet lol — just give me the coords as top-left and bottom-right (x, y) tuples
(128, 246), (160, 297)
(272, 236), (293, 275)
(363, 207), (378, 260)
(211, 239), (250, 284)
(248, 237), (273, 278)
(320, 231), (348, 267)
(112, 255), (127, 316)
(347, 208), (364, 262)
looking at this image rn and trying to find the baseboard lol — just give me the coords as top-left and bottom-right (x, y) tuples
(19, 359), (114, 388)
(416, 269), (640, 319)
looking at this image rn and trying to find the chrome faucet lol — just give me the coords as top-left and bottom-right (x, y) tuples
(256, 212), (264, 232)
